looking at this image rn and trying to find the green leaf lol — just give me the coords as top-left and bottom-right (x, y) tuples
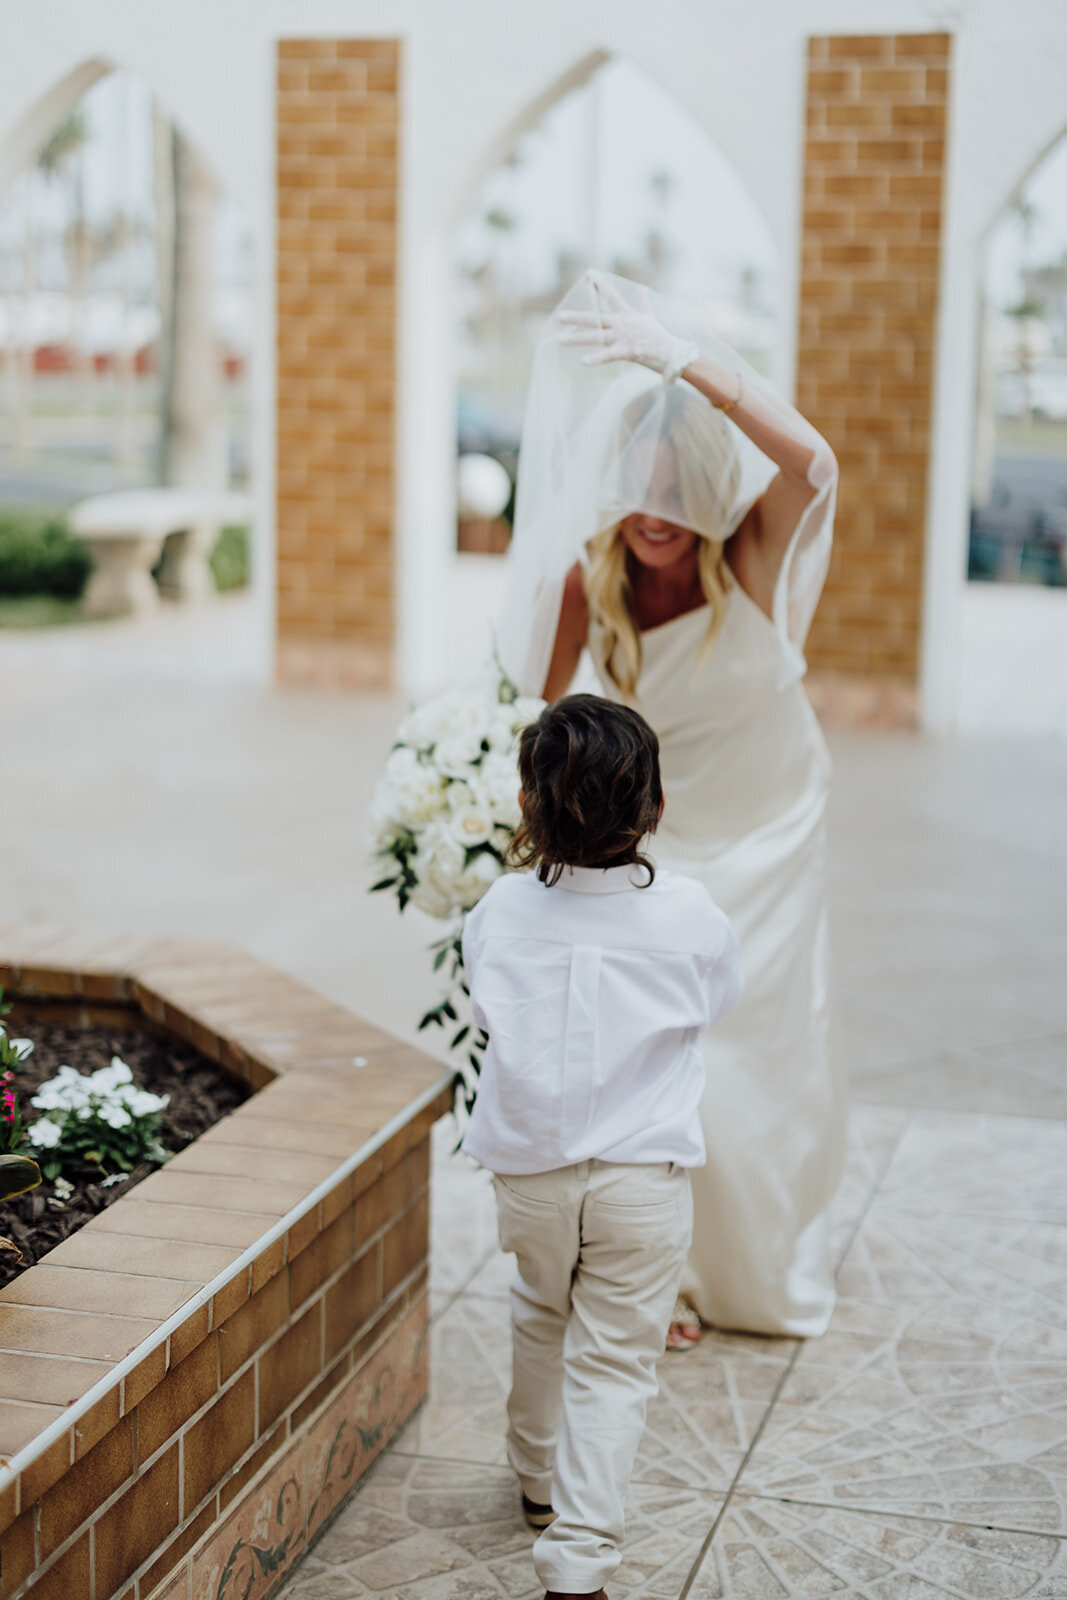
(450, 1025), (469, 1049)
(370, 877), (398, 893)
(0, 1153), (41, 1201)
(442, 1000), (457, 1022)
(433, 947), (449, 972)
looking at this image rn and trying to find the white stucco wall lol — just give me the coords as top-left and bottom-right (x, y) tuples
(1, 0), (1066, 719)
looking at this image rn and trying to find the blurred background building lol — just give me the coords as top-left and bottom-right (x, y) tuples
(1, 5), (1066, 731)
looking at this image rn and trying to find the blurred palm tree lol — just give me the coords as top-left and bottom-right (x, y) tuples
(38, 112), (92, 402)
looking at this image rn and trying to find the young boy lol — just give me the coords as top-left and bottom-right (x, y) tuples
(461, 694), (744, 1600)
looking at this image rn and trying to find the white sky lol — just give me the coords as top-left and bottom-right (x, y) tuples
(986, 136), (1067, 307)
(0, 71), (249, 295)
(457, 58), (779, 309)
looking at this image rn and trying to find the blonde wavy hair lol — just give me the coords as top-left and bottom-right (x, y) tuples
(586, 392), (742, 698)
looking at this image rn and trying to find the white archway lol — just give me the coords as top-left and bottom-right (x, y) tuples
(398, 50), (783, 697)
(0, 60), (265, 677)
(954, 127), (1067, 735)
(0, 59), (111, 207)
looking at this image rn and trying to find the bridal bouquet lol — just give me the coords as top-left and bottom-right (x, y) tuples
(368, 666), (544, 1103)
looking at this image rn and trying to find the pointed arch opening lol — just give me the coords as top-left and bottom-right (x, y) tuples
(0, 62), (256, 655)
(961, 128), (1067, 732)
(451, 53), (781, 557)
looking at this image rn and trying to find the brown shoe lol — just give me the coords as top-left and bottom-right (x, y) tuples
(522, 1492), (557, 1529)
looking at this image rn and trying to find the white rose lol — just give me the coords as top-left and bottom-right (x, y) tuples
(28, 1118), (61, 1149)
(512, 695), (545, 725)
(455, 850), (504, 909)
(486, 711), (520, 754)
(480, 754), (522, 826)
(366, 789), (404, 854)
(432, 730), (487, 780)
(398, 688), (486, 753)
(410, 822), (468, 919)
(383, 748), (447, 828)
(448, 803), (494, 849)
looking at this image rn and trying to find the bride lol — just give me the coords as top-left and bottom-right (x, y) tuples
(498, 271), (846, 1341)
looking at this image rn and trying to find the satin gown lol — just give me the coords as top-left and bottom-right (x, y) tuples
(591, 586), (846, 1337)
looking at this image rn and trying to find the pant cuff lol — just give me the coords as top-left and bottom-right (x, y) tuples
(533, 1530), (619, 1595)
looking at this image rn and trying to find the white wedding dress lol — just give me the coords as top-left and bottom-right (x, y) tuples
(498, 271), (846, 1337)
(590, 584), (846, 1337)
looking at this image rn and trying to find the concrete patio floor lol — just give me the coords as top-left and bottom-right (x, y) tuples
(4, 602), (1067, 1598)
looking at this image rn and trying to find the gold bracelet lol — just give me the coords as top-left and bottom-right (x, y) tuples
(715, 373), (743, 414)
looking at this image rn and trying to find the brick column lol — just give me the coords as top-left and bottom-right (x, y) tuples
(276, 39), (399, 689)
(798, 34), (950, 719)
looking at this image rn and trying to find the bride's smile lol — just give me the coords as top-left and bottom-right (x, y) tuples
(621, 514), (699, 567)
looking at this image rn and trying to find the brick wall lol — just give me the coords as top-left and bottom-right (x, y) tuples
(798, 33), (950, 693)
(275, 39), (400, 690)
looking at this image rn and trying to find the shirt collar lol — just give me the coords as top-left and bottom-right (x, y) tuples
(551, 864), (654, 894)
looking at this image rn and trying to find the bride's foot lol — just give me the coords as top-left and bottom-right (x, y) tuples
(666, 1297), (702, 1351)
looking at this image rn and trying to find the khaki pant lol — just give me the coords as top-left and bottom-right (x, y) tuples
(493, 1160), (693, 1595)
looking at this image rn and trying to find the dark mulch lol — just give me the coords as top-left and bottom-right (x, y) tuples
(1, 1020), (250, 1288)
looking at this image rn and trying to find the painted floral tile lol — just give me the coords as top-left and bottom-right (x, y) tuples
(192, 1441), (306, 1600)
(305, 1298), (430, 1541)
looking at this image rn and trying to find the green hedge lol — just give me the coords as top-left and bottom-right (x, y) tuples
(0, 512), (93, 600)
(209, 524), (249, 591)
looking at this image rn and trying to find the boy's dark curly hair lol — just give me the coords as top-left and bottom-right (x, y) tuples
(508, 694), (663, 886)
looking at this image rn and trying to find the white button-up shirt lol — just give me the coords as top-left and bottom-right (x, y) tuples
(460, 863), (743, 1175)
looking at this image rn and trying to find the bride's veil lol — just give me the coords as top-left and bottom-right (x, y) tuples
(496, 270), (835, 696)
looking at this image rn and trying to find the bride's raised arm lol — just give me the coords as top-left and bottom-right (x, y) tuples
(559, 274), (837, 615)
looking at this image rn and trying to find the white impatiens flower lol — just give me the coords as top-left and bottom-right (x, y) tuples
(27, 1054), (170, 1174)
(27, 1118), (61, 1149)
(97, 1103), (133, 1130)
(0, 1024), (34, 1062)
(121, 1088), (170, 1117)
(91, 1058), (134, 1095)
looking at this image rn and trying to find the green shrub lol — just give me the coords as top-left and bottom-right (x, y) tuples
(0, 511), (93, 600)
(209, 523), (249, 592)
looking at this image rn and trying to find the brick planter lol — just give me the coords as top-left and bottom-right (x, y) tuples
(0, 931), (451, 1600)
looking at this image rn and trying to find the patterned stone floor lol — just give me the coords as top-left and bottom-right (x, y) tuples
(278, 1098), (1067, 1599)
(5, 641), (1065, 1596)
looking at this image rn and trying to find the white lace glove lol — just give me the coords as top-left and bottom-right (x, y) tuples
(557, 276), (699, 384)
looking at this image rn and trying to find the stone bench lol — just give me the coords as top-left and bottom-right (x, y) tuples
(69, 489), (253, 618)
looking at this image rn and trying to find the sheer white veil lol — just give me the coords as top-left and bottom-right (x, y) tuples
(496, 270), (835, 696)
